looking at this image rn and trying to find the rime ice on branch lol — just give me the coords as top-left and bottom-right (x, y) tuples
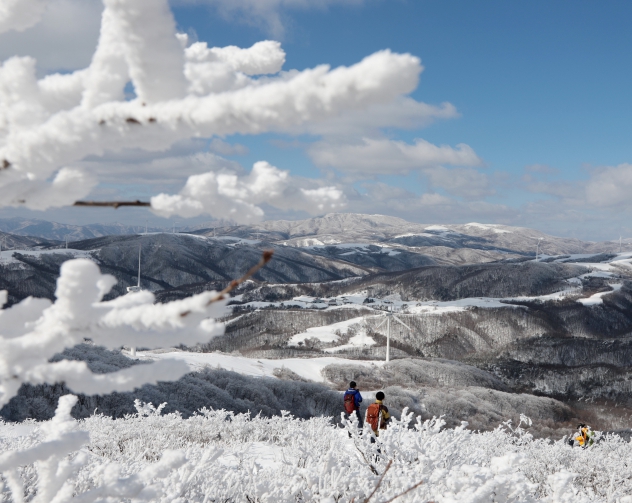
(0, 0), (422, 222)
(0, 259), (228, 408)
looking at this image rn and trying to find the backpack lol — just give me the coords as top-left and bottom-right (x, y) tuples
(366, 403), (382, 431)
(343, 392), (356, 414)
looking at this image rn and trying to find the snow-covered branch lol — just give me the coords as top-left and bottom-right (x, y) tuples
(0, 258), (228, 409)
(0, 0), (421, 221)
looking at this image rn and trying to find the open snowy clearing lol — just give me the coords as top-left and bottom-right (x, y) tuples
(0, 248), (95, 265)
(304, 242), (402, 256)
(134, 350), (385, 382)
(577, 283), (623, 306)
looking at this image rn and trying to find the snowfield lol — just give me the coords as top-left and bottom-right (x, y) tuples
(0, 248), (95, 265)
(135, 350), (384, 382)
(1, 400), (632, 502)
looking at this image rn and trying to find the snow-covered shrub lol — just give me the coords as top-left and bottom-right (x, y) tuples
(2, 403), (632, 502)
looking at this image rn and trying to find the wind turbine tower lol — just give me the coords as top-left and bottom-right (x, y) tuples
(126, 245), (143, 356)
(535, 237), (543, 261)
(367, 307), (412, 362)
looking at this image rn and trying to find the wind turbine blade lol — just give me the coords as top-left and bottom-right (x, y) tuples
(392, 316), (412, 331)
(374, 318), (387, 331)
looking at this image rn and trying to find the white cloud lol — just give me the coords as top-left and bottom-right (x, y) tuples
(175, 0), (364, 38)
(81, 151), (243, 187)
(0, 0), (47, 34)
(524, 163), (632, 210)
(424, 166), (494, 199)
(208, 138), (249, 156)
(585, 163), (632, 208)
(309, 137), (482, 175)
(151, 161), (345, 222)
(0, 0), (102, 72)
(292, 97), (459, 138)
(340, 181), (514, 224)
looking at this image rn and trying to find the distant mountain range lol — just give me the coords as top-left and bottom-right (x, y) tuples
(2, 213), (632, 429)
(0, 218), (151, 241)
(196, 213), (630, 264)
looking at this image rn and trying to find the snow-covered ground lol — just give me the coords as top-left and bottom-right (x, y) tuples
(578, 283), (623, 306)
(135, 350), (384, 382)
(537, 251), (632, 270)
(305, 242), (402, 256)
(0, 248), (94, 265)
(465, 222), (513, 233)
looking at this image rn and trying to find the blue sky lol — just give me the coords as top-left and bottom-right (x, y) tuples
(1, 0), (632, 240)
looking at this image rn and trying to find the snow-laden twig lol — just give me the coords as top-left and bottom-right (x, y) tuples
(0, 258), (231, 408)
(0, 0), (421, 221)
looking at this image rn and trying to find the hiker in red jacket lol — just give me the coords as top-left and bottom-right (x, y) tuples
(343, 381), (363, 427)
(366, 391), (391, 436)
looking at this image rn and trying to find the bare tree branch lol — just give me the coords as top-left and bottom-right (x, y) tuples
(363, 460), (392, 503)
(180, 250), (274, 317)
(73, 200), (150, 209)
(380, 479), (426, 503)
(209, 249), (274, 304)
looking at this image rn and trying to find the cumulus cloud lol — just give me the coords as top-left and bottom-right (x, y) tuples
(341, 181), (514, 224)
(309, 137), (482, 175)
(524, 163), (632, 210)
(0, 0), (47, 34)
(294, 97), (459, 138)
(424, 166), (494, 199)
(151, 161), (345, 222)
(585, 163), (632, 208)
(1, 167), (97, 210)
(80, 151), (243, 187)
(0, 0), (102, 72)
(176, 0), (364, 38)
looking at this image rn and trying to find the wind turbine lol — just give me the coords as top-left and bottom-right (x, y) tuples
(126, 245), (142, 294)
(364, 307), (413, 362)
(126, 245), (143, 357)
(535, 237), (543, 261)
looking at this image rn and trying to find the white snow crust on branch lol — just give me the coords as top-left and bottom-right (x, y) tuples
(0, 258), (227, 408)
(0, 0), (421, 221)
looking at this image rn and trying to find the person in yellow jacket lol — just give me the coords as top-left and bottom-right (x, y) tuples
(575, 423), (594, 448)
(366, 391), (391, 436)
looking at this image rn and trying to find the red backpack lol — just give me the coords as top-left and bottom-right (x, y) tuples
(366, 403), (382, 431)
(343, 392), (356, 414)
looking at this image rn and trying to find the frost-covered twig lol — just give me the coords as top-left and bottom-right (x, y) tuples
(0, 0), (422, 220)
(362, 460), (392, 503)
(380, 479), (425, 503)
(204, 249), (274, 306)
(0, 258), (229, 408)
